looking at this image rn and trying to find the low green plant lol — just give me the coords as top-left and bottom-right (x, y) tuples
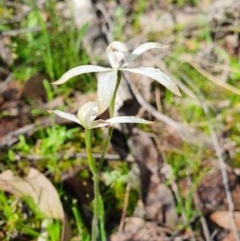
(50, 41), (180, 241)
(9, 0), (90, 89)
(72, 200), (91, 241)
(43, 79), (54, 101)
(0, 191), (49, 240)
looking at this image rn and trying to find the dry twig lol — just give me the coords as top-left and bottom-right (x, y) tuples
(123, 72), (209, 145)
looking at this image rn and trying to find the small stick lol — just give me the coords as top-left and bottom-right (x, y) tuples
(193, 194), (212, 241)
(118, 183), (131, 233)
(0, 73), (13, 94)
(124, 73), (203, 143)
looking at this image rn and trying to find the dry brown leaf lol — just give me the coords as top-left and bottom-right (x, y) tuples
(210, 211), (240, 230)
(221, 231), (237, 241)
(0, 168), (64, 220)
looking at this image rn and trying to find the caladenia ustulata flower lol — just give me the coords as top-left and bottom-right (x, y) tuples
(50, 101), (153, 129)
(52, 41), (181, 117)
(49, 41), (181, 241)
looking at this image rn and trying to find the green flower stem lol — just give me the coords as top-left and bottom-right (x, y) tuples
(110, 70), (122, 117)
(97, 70), (121, 240)
(97, 127), (112, 241)
(85, 71), (122, 241)
(85, 128), (100, 241)
(85, 129), (97, 174)
(98, 193), (106, 241)
(97, 70), (121, 172)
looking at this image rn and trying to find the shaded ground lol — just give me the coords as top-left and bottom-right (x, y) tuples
(1, 0), (240, 240)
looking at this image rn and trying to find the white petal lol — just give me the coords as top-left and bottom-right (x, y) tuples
(89, 120), (110, 129)
(49, 110), (81, 125)
(121, 67), (181, 96)
(106, 116), (154, 125)
(77, 102), (99, 128)
(52, 65), (111, 85)
(97, 70), (118, 114)
(106, 41), (128, 68)
(89, 116), (153, 129)
(123, 42), (170, 67)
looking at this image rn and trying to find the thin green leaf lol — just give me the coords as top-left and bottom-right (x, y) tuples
(52, 65), (111, 85)
(49, 110), (81, 125)
(97, 70), (118, 113)
(122, 67), (181, 96)
(123, 42), (170, 67)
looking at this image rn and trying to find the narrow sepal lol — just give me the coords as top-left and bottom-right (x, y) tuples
(123, 42), (170, 67)
(122, 67), (181, 96)
(49, 110), (81, 125)
(106, 116), (154, 125)
(52, 65), (111, 85)
(97, 70), (118, 114)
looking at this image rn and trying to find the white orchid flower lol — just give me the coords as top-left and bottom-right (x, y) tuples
(52, 41), (181, 114)
(50, 101), (153, 129)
